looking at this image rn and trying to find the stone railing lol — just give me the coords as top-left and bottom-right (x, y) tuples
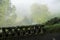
(0, 24), (45, 40)
(0, 24), (60, 40)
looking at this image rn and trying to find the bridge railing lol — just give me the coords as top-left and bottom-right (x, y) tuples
(0, 25), (45, 40)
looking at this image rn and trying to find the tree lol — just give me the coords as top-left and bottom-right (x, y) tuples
(5, 5), (17, 26)
(0, 0), (10, 26)
(0, 0), (17, 26)
(19, 16), (32, 25)
(31, 3), (51, 24)
(45, 17), (60, 25)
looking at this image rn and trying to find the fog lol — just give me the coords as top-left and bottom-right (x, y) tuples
(0, 0), (60, 27)
(6, 0), (60, 26)
(11, 0), (60, 15)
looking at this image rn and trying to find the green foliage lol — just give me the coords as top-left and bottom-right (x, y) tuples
(44, 17), (60, 33)
(5, 5), (17, 26)
(31, 4), (51, 24)
(0, 0), (10, 26)
(45, 17), (60, 25)
(0, 0), (17, 26)
(44, 23), (60, 33)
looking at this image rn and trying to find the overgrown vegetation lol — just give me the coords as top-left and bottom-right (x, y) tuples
(44, 17), (60, 33)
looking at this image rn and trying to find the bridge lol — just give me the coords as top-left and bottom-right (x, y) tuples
(0, 24), (60, 40)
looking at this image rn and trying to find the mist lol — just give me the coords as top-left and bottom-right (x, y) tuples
(10, 0), (60, 25)
(11, 0), (60, 14)
(0, 0), (60, 27)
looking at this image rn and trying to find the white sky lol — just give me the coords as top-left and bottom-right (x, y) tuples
(11, 0), (60, 16)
